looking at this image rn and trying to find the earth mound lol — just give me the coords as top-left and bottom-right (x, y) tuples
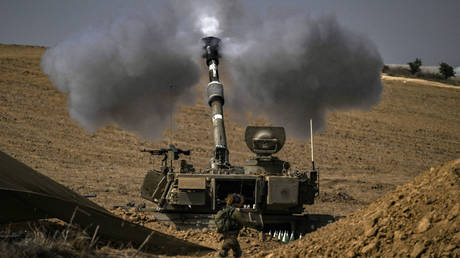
(262, 159), (460, 257)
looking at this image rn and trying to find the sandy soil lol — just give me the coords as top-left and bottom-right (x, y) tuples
(1, 44), (459, 256)
(264, 159), (460, 257)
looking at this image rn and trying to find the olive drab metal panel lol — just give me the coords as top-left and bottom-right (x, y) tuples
(267, 176), (299, 205)
(178, 177), (207, 189)
(175, 192), (206, 205)
(141, 170), (163, 201)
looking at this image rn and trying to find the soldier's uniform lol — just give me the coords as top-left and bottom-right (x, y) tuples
(219, 207), (245, 257)
(217, 194), (247, 257)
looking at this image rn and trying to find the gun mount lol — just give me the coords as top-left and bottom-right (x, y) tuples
(139, 37), (320, 235)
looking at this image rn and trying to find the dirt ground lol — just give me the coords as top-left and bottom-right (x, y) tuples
(263, 159), (460, 257)
(1, 44), (459, 256)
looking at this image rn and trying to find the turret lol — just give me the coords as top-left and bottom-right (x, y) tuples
(202, 37), (229, 169)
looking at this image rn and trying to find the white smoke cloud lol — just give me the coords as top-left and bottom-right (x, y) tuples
(199, 16), (221, 36)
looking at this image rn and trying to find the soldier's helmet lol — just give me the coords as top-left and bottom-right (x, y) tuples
(226, 193), (244, 206)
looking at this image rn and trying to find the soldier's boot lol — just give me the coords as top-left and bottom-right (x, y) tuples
(218, 249), (229, 257)
(232, 242), (242, 258)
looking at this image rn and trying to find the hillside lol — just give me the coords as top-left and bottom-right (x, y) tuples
(0, 44), (459, 256)
(262, 159), (460, 257)
(1, 44), (458, 215)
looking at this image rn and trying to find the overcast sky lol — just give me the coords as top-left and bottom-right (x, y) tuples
(1, 0), (459, 66)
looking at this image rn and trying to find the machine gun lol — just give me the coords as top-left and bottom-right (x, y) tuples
(141, 144), (193, 207)
(141, 144), (190, 163)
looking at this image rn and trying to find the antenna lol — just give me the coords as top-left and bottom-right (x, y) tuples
(310, 119), (315, 171)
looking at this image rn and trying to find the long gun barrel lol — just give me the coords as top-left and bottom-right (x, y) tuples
(202, 37), (229, 169)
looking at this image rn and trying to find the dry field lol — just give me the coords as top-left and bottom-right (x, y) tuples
(0, 44), (459, 256)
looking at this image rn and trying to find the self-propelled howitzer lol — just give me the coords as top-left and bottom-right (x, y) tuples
(140, 37), (319, 234)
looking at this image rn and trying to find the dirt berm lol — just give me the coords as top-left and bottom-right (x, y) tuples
(261, 159), (460, 257)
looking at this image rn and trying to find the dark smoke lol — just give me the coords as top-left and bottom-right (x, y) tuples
(42, 1), (383, 139)
(222, 14), (383, 138)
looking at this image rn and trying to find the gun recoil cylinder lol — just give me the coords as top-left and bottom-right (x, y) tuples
(202, 37), (229, 169)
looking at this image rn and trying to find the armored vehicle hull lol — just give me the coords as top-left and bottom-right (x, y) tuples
(141, 167), (318, 231)
(139, 37), (320, 234)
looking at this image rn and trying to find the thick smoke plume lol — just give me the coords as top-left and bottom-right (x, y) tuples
(41, 6), (203, 139)
(42, 1), (383, 139)
(222, 15), (383, 137)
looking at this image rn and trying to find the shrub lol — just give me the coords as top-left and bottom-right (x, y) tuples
(407, 58), (422, 74)
(439, 62), (455, 79)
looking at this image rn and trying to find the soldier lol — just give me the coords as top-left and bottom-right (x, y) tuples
(215, 193), (246, 257)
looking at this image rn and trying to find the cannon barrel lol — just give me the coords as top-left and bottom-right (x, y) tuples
(202, 37), (229, 169)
